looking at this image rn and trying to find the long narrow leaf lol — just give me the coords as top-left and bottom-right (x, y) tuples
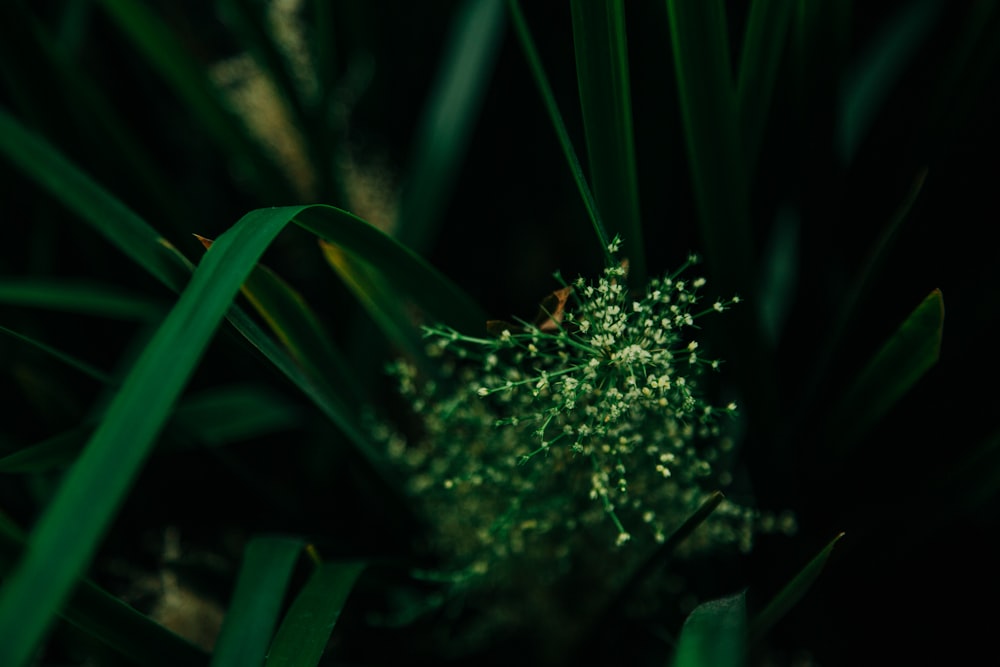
(827, 289), (944, 451)
(836, 0), (942, 163)
(736, 0), (794, 174)
(0, 107), (193, 292)
(0, 206), (294, 666)
(0, 517), (209, 667)
(319, 241), (428, 371)
(396, 0), (506, 253)
(570, 0), (645, 282)
(665, 0), (752, 294)
(265, 561), (364, 667)
(507, 0), (613, 266)
(672, 591), (747, 667)
(196, 235), (363, 413)
(0, 324), (112, 384)
(94, 0), (290, 199)
(210, 536), (304, 667)
(749, 532), (845, 641)
(0, 278), (164, 321)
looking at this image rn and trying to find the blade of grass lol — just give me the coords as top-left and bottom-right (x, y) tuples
(836, 0), (942, 164)
(507, 0), (613, 267)
(319, 242), (428, 372)
(265, 561), (364, 667)
(396, 0), (506, 253)
(171, 384), (302, 448)
(0, 384), (300, 473)
(210, 536), (304, 667)
(0, 206), (297, 666)
(666, 0), (777, 427)
(0, 109), (462, 517)
(0, 200), (480, 663)
(672, 591), (747, 667)
(0, 516), (209, 667)
(570, 0), (645, 283)
(0, 324), (112, 384)
(196, 235), (364, 413)
(574, 492), (725, 661)
(749, 532), (845, 642)
(94, 0), (291, 199)
(665, 0), (752, 294)
(0, 278), (165, 321)
(826, 289), (943, 452)
(0, 107), (193, 293)
(736, 0), (794, 174)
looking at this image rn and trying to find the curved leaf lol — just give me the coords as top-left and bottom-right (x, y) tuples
(211, 536), (304, 667)
(265, 561), (365, 667)
(571, 0), (645, 281)
(750, 532), (845, 642)
(673, 590), (747, 667)
(828, 289), (944, 451)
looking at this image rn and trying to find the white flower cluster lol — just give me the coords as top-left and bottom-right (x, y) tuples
(376, 242), (786, 589)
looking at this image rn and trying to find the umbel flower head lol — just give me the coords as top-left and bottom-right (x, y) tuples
(377, 238), (789, 593)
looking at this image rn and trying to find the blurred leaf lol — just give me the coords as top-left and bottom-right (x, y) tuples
(0, 107), (193, 293)
(265, 561), (365, 667)
(211, 536), (304, 667)
(0, 278), (165, 321)
(0, 426), (91, 474)
(0, 201), (474, 663)
(94, 0), (290, 199)
(0, 324), (112, 384)
(757, 206), (799, 346)
(672, 590), (747, 667)
(836, 0), (942, 163)
(665, 0), (752, 293)
(736, 0), (794, 174)
(574, 492), (724, 660)
(397, 0), (506, 253)
(170, 384), (302, 448)
(319, 241), (428, 372)
(0, 3), (179, 222)
(750, 532), (845, 642)
(0, 207), (300, 666)
(507, 0), (613, 266)
(828, 289), (943, 451)
(196, 235), (363, 413)
(570, 0), (644, 282)
(0, 515), (209, 667)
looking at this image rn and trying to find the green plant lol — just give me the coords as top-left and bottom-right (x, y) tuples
(2, 0), (997, 665)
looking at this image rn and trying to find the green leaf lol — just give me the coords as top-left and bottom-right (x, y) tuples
(665, 0), (752, 295)
(0, 107), (193, 293)
(750, 532), (845, 642)
(0, 515), (209, 667)
(397, 0), (506, 253)
(319, 241), (428, 372)
(0, 278), (165, 321)
(507, 0), (613, 266)
(672, 591), (747, 667)
(573, 492), (724, 660)
(0, 426), (91, 474)
(170, 384), (302, 448)
(736, 0), (795, 174)
(265, 561), (365, 666)
(0, 324), (112, 384)
(836, 0), (942, 163)
(570, 0), (645, 282)
(0, 205), (296, 667)
(210, 536), (304, 667)
(196, 235), (364, 413)
(0, 201), (476, 663)
(828, 288), (944, 451)
(94, 0), (290, 199)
